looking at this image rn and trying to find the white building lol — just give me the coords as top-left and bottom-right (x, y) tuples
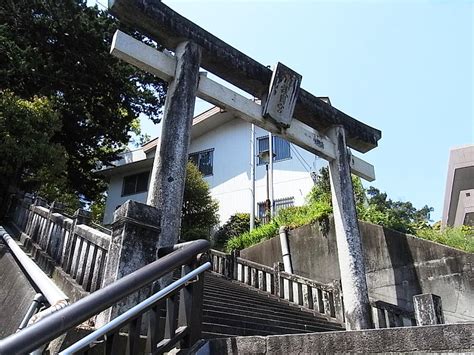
(100, 107), (319, 226)
(442, 145), (474, 227)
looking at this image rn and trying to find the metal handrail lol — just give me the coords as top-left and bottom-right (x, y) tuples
(0, 239), (210, 355)
(60, 261), (211, 354)
(0, 226), (69, 307)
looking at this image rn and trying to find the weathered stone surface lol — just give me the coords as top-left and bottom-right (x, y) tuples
(208, 336), (266, 354)
(328, 125), (371, 330)
(414, 293), (444, 325)
(147, 41), (201, 253)
(204, 323), (474, 354)
(262, 62), (301, 128)
(0, 242), (37, 338)
(98, 200), (161, 324)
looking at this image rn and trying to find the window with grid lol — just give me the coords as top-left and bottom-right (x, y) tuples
(257, 136), (291, 165)
(188, 149), (214, 176)
(122, 171), (150, 196)
(274, 197), (295, 214)
(257, 197), (294, 218)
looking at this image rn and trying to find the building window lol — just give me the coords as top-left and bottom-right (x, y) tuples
(257, 197), (294, 219)
(122, 171), (150, 196)
(189, 149), (214, 176)
(257, 136), (291, 165)
(274, 197), (295, 214)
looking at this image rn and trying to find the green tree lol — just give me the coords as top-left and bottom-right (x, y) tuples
(0, 0), (166, 201)
(214, 213), (260, 248)
(307, 167), (433, 234)
(181, 162), (219, 241)
(90, 192), (106, 224)
(361, 186), (433, 234)
(307, 166), (366, 211)
(0, 91), (68, 214)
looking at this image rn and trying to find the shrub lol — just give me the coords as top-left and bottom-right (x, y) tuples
(214, 213), (259, 248)
(225, 200), (332, 252)
(416, 226), (474, 253)
(181, 162), (219, 241)
(226, 220), (279, 252)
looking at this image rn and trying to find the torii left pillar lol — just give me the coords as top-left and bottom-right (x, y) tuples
(147, 42), (201, 253)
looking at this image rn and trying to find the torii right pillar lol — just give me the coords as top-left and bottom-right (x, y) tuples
(328, 125), (373, 330)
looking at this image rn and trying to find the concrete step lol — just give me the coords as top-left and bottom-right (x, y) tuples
(202, 323), (285, 337)
(204, 274), (324, 317)
(201, 272), (344, 339)
(203, 306), (342, 330)
(203, 311), (342, 333)
(201, 331), (235, 339)
(203, 293), (329, 321)
(203, 289), (300, 313)
(202, 299), (338, 328)
(203, 317), (323, 336)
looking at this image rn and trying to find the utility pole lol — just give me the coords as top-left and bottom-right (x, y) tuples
(250, 124), (256, 230)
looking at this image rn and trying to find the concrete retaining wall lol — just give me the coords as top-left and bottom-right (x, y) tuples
(240, 218), (474, 322)
(0, 242), (37, 338)
(202, 323), (474, 354)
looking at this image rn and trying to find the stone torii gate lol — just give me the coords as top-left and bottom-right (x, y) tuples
(108, 0), (381, 330)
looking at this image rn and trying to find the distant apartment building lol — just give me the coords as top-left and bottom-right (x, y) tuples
(442, 145), (474, 227)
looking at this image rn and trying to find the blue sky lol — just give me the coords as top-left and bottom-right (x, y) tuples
(94, 0), (473, 222)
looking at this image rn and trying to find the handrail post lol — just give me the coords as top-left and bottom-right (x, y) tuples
(46, 201), (65, 262)
(332, 279), (345, 323)
(225, 252), (233, 279)
(97, 200), (161, 326)
(178, 255), (206, 349)
(232, 250), (240, 281)
(273, 262), (284, 298)
(62, 208), (91, 270)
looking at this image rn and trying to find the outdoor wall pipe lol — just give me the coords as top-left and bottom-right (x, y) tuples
(279, 226), (293, 273)
(17, 294), (45, 331)
(0, 226), (69, 314)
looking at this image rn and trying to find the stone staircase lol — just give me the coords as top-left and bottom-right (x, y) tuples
(201, 272), (344, 339)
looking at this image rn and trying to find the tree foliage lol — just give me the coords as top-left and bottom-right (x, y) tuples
(0, 0), (166, 202)
(214, 213), (259, 248)
(308, 167), (433, 234)
(181, 162), (219, 241)
(361, 186), (433, 234)
(0, 91), (68, 208)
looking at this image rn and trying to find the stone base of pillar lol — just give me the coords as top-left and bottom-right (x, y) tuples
(413, 293), (444, 326)
(96, 200), (161, 326)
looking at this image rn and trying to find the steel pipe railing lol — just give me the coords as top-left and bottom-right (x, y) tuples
(0, 239), (210, 354)
(60, 261), (211, 354)
(0, 226), (69, 307)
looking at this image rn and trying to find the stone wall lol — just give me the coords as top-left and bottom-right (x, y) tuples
(200, 323), (474, 354)
(240, 218), (474, 323)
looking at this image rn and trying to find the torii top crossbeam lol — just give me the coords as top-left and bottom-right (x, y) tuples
(108, 0), (382, 154)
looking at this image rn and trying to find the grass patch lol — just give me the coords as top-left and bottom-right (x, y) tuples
(416, 226), (474, 253)
(225, 201), (331, 252)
